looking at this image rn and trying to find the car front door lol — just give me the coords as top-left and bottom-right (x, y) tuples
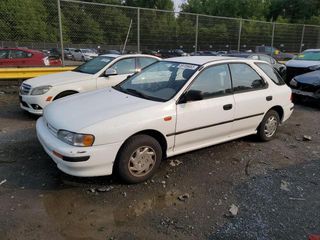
(96, 57), (137, 89)
(0, 50), (10, 66)
(229, 63), (271, 136)
(174, 64), (235, 153)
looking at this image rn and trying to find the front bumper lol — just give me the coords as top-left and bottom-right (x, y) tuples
(36, 117), (123, 177)
(19, 94), (49, 115)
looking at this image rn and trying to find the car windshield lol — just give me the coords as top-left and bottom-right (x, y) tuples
(114, 61), (199, 102)
(295, 51), (320, 61)
(73, 56), (114, 74)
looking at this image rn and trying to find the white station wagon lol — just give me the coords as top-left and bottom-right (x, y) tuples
(36, 56), (294, 183)
(19, 54), (159, 115)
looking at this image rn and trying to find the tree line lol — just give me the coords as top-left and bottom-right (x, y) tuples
(0, 0), (319, 51)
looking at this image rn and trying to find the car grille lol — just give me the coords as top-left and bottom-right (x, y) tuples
(20, 83), (31, 95)
(286, 67), (312, 83)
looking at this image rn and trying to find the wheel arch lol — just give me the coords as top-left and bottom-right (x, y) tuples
(113, 129), (168, 174)
(267, 105), (284, 122)
(53, 90), (79, 100)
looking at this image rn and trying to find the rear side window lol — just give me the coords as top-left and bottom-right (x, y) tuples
(139, 57), (157, 69)
(255, 62), (285, 85)
(229, 63), (266, 92)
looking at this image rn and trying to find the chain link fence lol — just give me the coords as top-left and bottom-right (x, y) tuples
(1, 0), (320, 65)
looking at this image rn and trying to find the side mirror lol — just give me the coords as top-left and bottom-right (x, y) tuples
(178, 90), (203, 104)
(105, 68), (117, 77)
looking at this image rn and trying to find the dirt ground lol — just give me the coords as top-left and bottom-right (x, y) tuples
(0, 83), (320, 240)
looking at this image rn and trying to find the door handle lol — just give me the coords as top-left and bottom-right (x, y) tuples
(223, 104), (233, 110)
(266, 96), (273, 101)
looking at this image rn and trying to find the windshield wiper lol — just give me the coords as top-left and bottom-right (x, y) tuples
(113, 86), (165, 102)
(125, 88), (153, 100)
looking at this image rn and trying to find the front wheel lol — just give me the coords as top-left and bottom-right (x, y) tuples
(116, 135), (162, 183)
(257, 110), (280, 141)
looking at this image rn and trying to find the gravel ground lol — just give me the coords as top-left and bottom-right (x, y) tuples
(0, 83), (320, 240)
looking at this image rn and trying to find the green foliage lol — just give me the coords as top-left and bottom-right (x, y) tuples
(0, 0), (319, 51)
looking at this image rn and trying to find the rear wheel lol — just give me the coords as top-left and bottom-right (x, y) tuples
(116, 135), (162, 183)
(257, 110), (280, 141)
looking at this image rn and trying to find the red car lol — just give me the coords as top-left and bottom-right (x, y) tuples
(0, 48), (62, 67)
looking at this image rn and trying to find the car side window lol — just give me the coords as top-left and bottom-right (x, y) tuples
(112, 58), (136, 75)
(0, 50), (9, 59)
(229, 63), (266, 92)
(10, 50), (29, 59)
(255, 62), (285, 85)
(139, 57), (157, 69)
(259, 55), (272, 64)
(187, 64), (232, 99)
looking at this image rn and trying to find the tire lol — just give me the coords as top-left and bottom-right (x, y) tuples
(116, 134), (162, 183)
(54, 91), (77, 100)
(257, 110), (280, 142)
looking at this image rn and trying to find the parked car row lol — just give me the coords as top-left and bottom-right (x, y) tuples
(19, 54), (294, 183)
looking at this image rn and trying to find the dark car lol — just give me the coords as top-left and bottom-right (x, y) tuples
(157, 49), (187, 58)
(255, 46), (295, 61)
(191, 51), (218, 56)
(225, 53), (286, 78)
(289, 70), (320, 100)
(141, 50), (162, 58)
(285, 49), (320, 83)
(49, 48), (72, 60)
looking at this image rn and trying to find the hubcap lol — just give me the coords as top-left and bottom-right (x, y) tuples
(128, 146), (156, 177)
(264, 115), (278, 137)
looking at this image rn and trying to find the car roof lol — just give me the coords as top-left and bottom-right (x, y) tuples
(303, 49), (320, 52)
(163, 56), (236, 65)
(100, 54), (160, 59)
(0, 48), (41, 53)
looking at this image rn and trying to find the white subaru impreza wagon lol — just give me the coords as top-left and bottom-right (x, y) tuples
(36, 56), (294, 183)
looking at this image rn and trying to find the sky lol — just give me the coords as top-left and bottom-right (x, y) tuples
(173, 0), (185, 12)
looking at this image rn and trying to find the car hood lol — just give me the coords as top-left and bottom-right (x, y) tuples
(286, 59), (320, 68)
(295, 70), (320, 86)
(44, 87), (160, 132)
(23, 71), (94, 88)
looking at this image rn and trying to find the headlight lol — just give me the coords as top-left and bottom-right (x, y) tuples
(31, 85), (52, 95)
(57, 130), (95, 147)
(290, 78), (298, 87)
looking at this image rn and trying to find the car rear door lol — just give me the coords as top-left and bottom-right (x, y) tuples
(229, 63), (272, 136)
(174, 64), (235, 153)
(10, 50), (34, 66)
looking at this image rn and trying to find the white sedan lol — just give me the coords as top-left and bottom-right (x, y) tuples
(19, 54), (160, 115)
(36, 56), (294, 183)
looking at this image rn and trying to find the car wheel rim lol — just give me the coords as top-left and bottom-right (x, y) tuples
(264, 115), (278, 137)
(128, 146), (156, 177)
